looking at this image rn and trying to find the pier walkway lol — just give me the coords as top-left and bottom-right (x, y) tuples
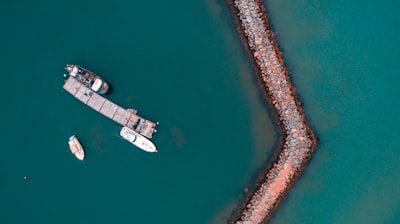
(63, 76), (156, 139)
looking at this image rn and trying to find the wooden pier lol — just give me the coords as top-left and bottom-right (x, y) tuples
(63, 76), (156, 139)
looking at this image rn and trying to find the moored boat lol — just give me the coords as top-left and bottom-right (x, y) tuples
(65, 64), (109, 94)
(120, 126), (157, 153)
(68, 135), (85, 160)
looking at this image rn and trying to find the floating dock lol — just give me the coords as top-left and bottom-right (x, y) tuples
(63, 76), (156, 139)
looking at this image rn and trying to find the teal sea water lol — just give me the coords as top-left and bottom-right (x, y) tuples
(0, 1), (275, 223)
(1, 0), (399, 224)
(264, 0), (400, 223)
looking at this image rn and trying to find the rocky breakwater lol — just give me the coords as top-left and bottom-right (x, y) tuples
(229, 0), (316, 223)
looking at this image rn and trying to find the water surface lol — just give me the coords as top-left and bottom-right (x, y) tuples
(0, 0), (276, 223)
(264, 0), (400, 223)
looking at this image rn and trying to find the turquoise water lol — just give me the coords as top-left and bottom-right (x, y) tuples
(0, 1), (276, 223)
(264, 0), (400, 223)
(2, 0), (399, 223)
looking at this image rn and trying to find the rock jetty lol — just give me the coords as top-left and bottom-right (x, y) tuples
(228, 0), (317, 223)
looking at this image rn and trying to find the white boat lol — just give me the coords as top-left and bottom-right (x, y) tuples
(65, 64), (109, 95)
(68, 135), (85, 160)
(120, 126), (157, 153)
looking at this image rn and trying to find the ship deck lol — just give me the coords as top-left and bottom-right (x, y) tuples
(63, 76), (156, 138)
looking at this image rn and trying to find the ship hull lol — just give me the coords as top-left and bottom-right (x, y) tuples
(120, 127), (157, 153)
(65, 64), (109, 95)
(97, 81), (109, 95)
(68, 135), (85, 160)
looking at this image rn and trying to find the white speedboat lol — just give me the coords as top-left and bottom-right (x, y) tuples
(120, 126), (157, 153)
(68, 135), (85, 160)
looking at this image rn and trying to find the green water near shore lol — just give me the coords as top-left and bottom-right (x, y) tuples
(0, 0), (276, 223)
(264, 0), (400, 223)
